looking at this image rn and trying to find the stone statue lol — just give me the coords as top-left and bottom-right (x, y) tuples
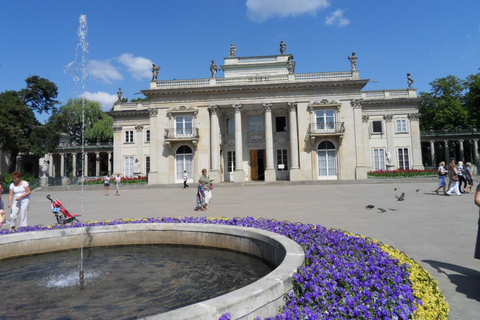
(41, 159), (49, 177)
(348, 52), (357, 71)
(279, 41), (286, 54)
(229, 43), (236, 57)
(152, 64), (161, 81)
(210, 60), (219, 78)
(407, 73), (414, 88)
(117, 87), (122, 102)
(386, 150), (392, 165)
(133, 159), (140, 175)
(286, 55), (294, 74)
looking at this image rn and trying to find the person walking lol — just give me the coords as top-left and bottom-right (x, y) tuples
(115, 173), (121, 196)
(195, 179), (206, 211)
(200, 168), (214, 209)
(8, 172), (31, 231)
(435, 161), (448, 195)
(446, 161), (461, 196)
(104, 173), (110, 196)
(473, 184), (480, 259)
(183, 170), (189, 189)
(464, 162), (474, 194)
(457, 161), (467, 193)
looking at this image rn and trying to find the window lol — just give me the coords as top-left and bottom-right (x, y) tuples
(276, 117), (287, 132)
(125, 130), (133, 143)
(396, 119), (407, 133)
(317, 141), (337, 178)
(175, 145), (193, 181)
(227, 118), (235, 134)
(145, 130), (150, 142)
(372, 121), (383, 134)
(124, 156), (134, 177)
(249, 117), (263, 133)
(398, 148), (409, 170)
(175, 115), (193, 136)
(145, 156), (150, 175)
(227, 151), (236, 172)
(315, 109), (335, 130)
(373, 148), (385, 171)
(277, 149), (288, 171)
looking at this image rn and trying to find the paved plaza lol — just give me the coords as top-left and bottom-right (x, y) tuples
(3, 178), (480, 319)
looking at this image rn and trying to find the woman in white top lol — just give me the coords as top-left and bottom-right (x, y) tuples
(115, 173), (121, 196)
(8, 171), (31, 231)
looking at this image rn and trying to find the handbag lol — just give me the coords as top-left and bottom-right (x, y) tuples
(210, 183), (213, 190)
(452, 174), (458, 181)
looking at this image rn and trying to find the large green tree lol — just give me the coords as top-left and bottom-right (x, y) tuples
(48, 98), (113, 143)
(464, 71), (480, 127)
(0, 76), (59, 172)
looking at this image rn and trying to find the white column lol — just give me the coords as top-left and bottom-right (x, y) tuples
(113, 126), (122, 176)
(108, 152), (112, 175)
(288, 102), (301, 181)
(263, 103), (276, 181)
(233, 104), (245, 182)
(84, 152), (89, 177)
(72, 153), (77, 177)
(48, 154), (54, 177)
(444, 141), (449, 164)
(208, 105), (221, 182)
(60, 153), (65, 177)
(95, 152), (100, 177)
(147, 109), (159, 184)
(474, 139), (479, 168)
(429, 141), (436, 167)
(135, 125), (143, 175)
(459, 139), (465, 162)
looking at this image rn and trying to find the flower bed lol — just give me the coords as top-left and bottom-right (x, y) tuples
(80, 176), (147, 185)
(368, 169), (437, 178)
(0, 217), (448, 319)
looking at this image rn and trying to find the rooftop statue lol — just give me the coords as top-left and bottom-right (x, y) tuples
(117, 87), (122, 102)
(348, 52), (357, 71)
(229, 43), (236, 57)
(152, 64), (161, 81)
(210, 60), (220, 78)
(286, 55), (294, 74)
(407, 73), (414, 88)
(280, 41), (286, 54)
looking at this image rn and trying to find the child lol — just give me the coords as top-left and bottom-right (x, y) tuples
(104, 173), (110, 196)
(0, 175), (5, 228)
(195, 179), (205, 211)
(183, 170), (189, 189)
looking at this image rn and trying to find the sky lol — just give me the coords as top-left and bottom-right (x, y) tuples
(1, 0), (479, 123)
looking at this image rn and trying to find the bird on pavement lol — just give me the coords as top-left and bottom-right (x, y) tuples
(396, 192), (405, 201)
(366, 205), (375, 209)
(378, 208), (387, 213)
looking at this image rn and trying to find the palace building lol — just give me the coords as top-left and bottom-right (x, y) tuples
(109, 48), (423, 185)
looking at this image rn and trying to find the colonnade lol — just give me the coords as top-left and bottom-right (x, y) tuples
(208, 102), (300, 182)
(427, 139), (479, 166)
(45, 150), (112, 178)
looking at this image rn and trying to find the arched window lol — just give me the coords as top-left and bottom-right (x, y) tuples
(176, 145), (193, 182)
(317, 141), (337, 179)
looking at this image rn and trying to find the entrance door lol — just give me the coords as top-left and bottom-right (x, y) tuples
(250, 149), (265, 181)
(317, 141), (337, 180)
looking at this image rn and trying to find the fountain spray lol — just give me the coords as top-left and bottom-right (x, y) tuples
(66, 14), (88, 287)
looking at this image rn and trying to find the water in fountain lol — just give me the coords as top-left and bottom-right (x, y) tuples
(65, 14), (89, 286)
(0, 245), (273, 319)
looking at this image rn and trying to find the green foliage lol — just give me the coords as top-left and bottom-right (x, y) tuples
(20, 76), (59, 114)
(464, 71), (480, 127)
(130, 96), (149, 102)
(48, 98), (113, 143)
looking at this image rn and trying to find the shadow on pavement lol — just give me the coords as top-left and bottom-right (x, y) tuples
(422, 259), (480, 302)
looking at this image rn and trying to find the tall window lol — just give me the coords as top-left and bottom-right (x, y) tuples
(398, 148), (409, 170)
(145, 130), (150, 142)
(277, 149), (288, 171)
(373, 148), (385, 171)
(276, 116), (287, 132)
(317, 141), (337, 178)
(124, 156), (134, 177)
(227, 151), (236, 172)
(145, 156), (150, 175)
(175, 115), (193, 136)
(372, 121), (383, 134)
(227, 118), (235, 134)
(396, 119), (407, 133)
(249, 117), (263, 133)
(315, 109), (335, 130)
(125, 130), (133, 143)
(176, 145), (193, 181)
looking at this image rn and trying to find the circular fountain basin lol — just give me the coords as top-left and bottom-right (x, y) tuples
(0, 223), (305, 319)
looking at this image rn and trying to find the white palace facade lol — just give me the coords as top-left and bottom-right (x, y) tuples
(110, 51), (423, 185)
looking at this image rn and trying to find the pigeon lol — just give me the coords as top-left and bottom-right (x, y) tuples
(378, 208), (387, 213)
(366, 205), (375, 209)
(388, 208), (399, 211)
(416, 189), (420, 192)
(396, 192), (405, 201)
(394, 188), (397, 191)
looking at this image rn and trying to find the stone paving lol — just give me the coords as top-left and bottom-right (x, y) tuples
(3, 178), (480, 319)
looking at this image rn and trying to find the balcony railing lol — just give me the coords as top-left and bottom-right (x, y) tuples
(164, 127), (199, 140)
(308, 122), (345, 135)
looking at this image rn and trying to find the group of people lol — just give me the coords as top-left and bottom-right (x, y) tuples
(0, 172), (31, 231)
(103, 173), (122, 196)
(195, 169), (214, 211)
(435, 160), (474, 196)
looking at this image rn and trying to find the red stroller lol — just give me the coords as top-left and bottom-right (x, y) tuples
(46, 195), (81, 224)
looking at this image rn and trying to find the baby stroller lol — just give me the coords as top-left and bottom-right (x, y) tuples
(46, 195), (81, 224)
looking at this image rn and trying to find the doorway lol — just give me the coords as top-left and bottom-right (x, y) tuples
(250, 149), (265, 181)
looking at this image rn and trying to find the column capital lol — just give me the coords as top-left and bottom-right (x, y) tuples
(383, 114), (393, 122)
(444, 140), (449, 145)
(429, 140), (435, 144)
(263, 102), (273, 112)
(135, 125), (144, 132)
(208, 105), (219, 114)
(362, 115), (369, 123)
(148, 108), (158, 117)
(113, 126), (122, 133)
(287, 102), (297, 112)
(350, 99), (362, 108)
(233, 104), (243, 113)
(459, 139), (464, 143)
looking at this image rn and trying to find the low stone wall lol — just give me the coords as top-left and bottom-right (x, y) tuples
(0, 224), (305, 320)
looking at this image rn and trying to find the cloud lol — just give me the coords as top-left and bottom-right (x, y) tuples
(246, 0), (329, 22)
(117, 53), (153, 81)
(87, 60), (123, 84)
(81, 91), (117, 111)
(325, 8), (349, 27)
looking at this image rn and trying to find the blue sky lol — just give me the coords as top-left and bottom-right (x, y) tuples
(1, 1), (479, 123)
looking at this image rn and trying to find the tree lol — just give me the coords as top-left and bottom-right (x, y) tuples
(0, 76), (59, 172)
(48, 98), (113, 143)
(418, 75), (469, 131)
(464, 71), (480, 127)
